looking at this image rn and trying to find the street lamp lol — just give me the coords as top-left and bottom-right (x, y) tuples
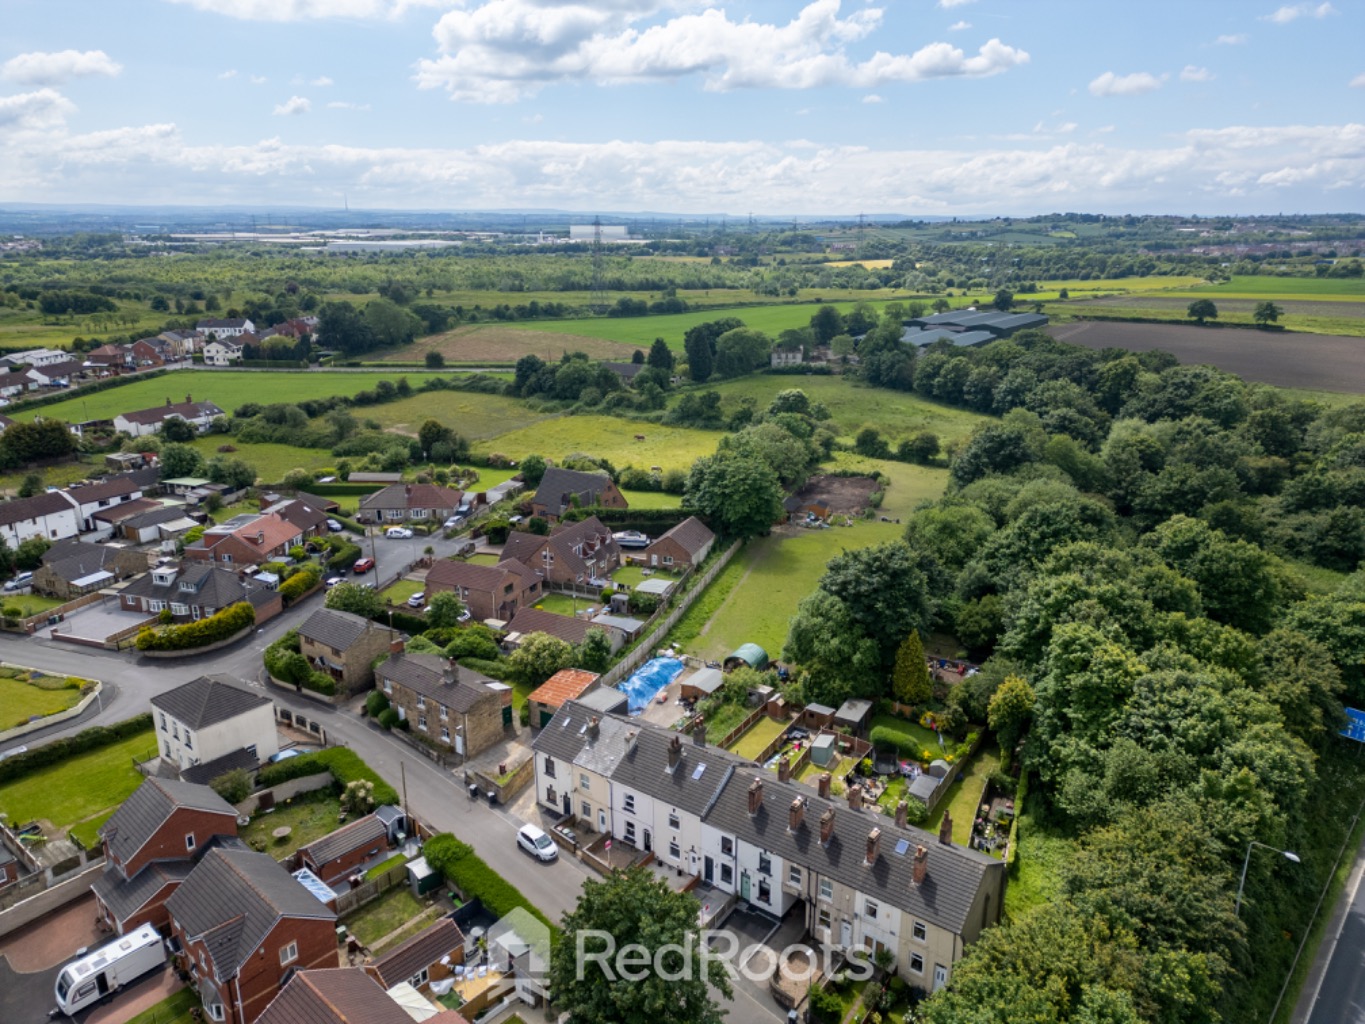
(1235, 840), (1300, 917)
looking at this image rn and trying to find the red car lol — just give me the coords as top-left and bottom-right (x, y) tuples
(352, 557), (375, 574)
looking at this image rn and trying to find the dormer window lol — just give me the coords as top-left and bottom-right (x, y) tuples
(153, 571), (174, 586)
(179, 581), (195, 591)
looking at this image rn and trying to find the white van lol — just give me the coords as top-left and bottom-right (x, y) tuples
(54, 924), (166, 1015)
(516, 823), (558, 862)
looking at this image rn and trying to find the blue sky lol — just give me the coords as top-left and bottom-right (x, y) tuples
(1, 0), (1362, 215)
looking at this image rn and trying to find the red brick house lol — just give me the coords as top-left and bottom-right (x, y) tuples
(501, 515), (621, 586)
(166, 846), (338, 1024)
(183, 512), (309, 567)
(295, 814), (390, 887)
(91, 777), (239, 935)
(640, 516), (715, 569)
(367, 918), (466, 991)
(530, 467), (628, 521)
(424, 558), (541, 622)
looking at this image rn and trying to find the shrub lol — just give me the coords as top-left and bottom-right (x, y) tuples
(279, 565), (321, 603)
(378, 708), (400, 730)
(423, 832), (560, 941)
(0, 714), (153, 784)
(459, 656), (510, 680)
(365, 690), (390, 717)
(808, 985), (844, 1024)
(136, 602), (255, 651)
(302, 672), (336, 696)
(210, 767), (253, 804)
(264, 629), (301, 678)
(869, 725), (926, 762)
(326, 542), (363, 573)
(256, 747), (399, 806)
(903, 797), (929, 826)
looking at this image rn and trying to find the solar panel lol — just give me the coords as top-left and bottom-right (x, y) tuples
(692, 763), (707, 780)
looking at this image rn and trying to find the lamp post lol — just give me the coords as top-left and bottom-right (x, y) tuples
(1235, 840), (1300, 917)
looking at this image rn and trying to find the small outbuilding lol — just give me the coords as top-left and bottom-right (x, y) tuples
(834, 698), (874, 736)
(526, 668), (601, 730)
(809, 733), (837, 767)
(680, 667), (725, 701)
(724, 643), (769, 672)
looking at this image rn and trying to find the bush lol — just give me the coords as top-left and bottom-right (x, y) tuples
(210, 767), (253, 804)
(366, 690), (390, 717)
(264, 629), (301, 679)
(255, 747), (399, 806)
(302, 672), (336, 696)
(424, 832), (560, 941)
(136, 602), (255, 651)
(326, 542), (363, 573)
(0, 713), (152, 784)
(903, 797), (929, 826)
(808, 985), (844, 1024)
(378, 708), (400, 730)
(279, 565), (321, 603)
(459, 656), (510, 680)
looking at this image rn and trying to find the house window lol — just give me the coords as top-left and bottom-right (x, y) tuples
(149, 600), (165, 613)
(580, 773), (590, 791)
(184, 732), (193, 750)
(179, 581), (194, 591)
(409, 968), (429, 987)
(758, 852), (771, 876)
(160, 713), (167, 732)
(720, 864), (733, 885)
(172, 724), (179, 740)
(819, 878), (833, 902)
(544, 756), (556, 778)
(246, 745), (257, 758)
(758, 879), (771, 904)
(721, 837), (734, 856)
(207, 1004), (225, 1022)
(383, 679), (392, 694)
(664, 556), (674, 566)
(913, 920), (927, 942)
(418, 714), (427, 731)
(171, 603), (189, 616)
(788, 866), (802, 887)
(221, 554), (232, 564)
(416, 696), (426, 710)
(669, 838), (680, 859)
(624, 822), (636, 843)
(817, 907), (832, 932)
(865, 899), (879, 921)
(185, 833), (196, 851)
(440, 727), (450, 742)
(668, 812), (680, 830)
(279, 941), (298, 966)
(439, 705), (447, 721)
(623, 794), (635, 813)
(909, 953), (925, 974)
(581, 801), (591, 819)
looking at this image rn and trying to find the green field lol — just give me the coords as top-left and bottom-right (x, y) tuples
(12, 370), (445, 424)
(474, 415), (721, 472)
(0, 725), (155, 840)
(0, 670), (86, 729)
(1158, 275), (1365, 300)
(187, 437), (337, 483)
(619, 489), (683, 509)
(363, 390), (557, 440)
(466, 465), (523, 489)
(691, 375), (991, 445)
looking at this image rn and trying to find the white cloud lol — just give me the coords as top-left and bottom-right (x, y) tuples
(862, 94), (883, 103)
(1, 50), (122, 86)
(250, 75), (268, 85)
(417, 0), (1028, 102)
(1089, 70), (1165, 97)
(938, 0), (974, 7)
(1093, 124), (1116, 133)
(327, 100), (371, 110)
(1181, 65), (1214, 82)
(218, 69), (238, 79)
(163, 0), (453, 21)
(273, 95), (311, 115)
(0, 88), (76, 128)
(1350, 72), (1365, 88)
(1262, 2), (1335, 23)
(948, 20), (971, 31)
(1214, 33), (1248, 44)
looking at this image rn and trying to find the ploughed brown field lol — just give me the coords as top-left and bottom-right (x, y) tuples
(1047, 320), (1365, 393)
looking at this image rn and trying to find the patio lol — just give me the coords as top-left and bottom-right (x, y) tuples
(43, 598), (154, 647)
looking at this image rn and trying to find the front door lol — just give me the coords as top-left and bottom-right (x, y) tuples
(840, 920), (852, 948)
(933, 964), (948, 992)
(562, 793), (571, 816)
(598, 809), (607, 834)
(643, 829), (652, 852)
(502, 705), (513, 728)
(704, 856), (714, 883)
(740, 872), (751, 902)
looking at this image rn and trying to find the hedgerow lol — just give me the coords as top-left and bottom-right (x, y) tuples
(135, 601), (255, 651)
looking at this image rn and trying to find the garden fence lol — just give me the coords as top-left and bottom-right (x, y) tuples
(335, 860), (407, 917)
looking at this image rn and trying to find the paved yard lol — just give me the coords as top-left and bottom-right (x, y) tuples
(44, 599), (154, 646)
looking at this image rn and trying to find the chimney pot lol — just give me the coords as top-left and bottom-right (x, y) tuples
(847, 784), (863, 812)
(894, 801), (908, 830)
(389, 637), (405, 655)
(912, 845), (928, 886)
(788, 796), (805, 832)
(777, 757), (791, 783)
(939, 811), (953, 846)
(817, 773), (831, 799)
(587, 716), (600, 740)
(667, 735), (682, 770)
(747, 778), (763, 816)
(692, 718), (706, 746)
(819, 807), (836, 845)
(866, 827), (882, 865)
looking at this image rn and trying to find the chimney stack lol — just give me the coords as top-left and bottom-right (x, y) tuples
(389, 637), (406, 655)
(587, 716), (600, 740)
(819, 807), (836, 845)
(912, 845), (928, 886)
(894, 801), (908, 830)
(667, 735), (682, 772)
(817, 773), (831, 799)
(847, 784), (863, 812)
(777, 757), (791, 783)
(692, 719), (706, 746)
(625, 731), (637, 753)
(866, 827), (882, 866)
(788, 796), (806, 832)
(939, 811), (953, 846)
(443, 662), (455, 686)
(747, 778), (764, 816)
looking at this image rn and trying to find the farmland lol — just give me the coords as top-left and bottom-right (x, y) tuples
(362, 389), (555, 439)
(380, 324), (638, 365)
(472, 414), (721, 472)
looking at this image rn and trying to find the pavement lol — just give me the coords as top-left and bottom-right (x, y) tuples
(1298, 824), (1365, 1024)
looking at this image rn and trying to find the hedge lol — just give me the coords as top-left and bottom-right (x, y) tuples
(256, 747), (399, 806)
(136, 601), (255, 651)
(279, 566), (321, 604)
(424, 833), (560, 942)
(457, 656), (510, 680)
(373, 608), (427, 635)
(326, 542), (363, 573)
(561, 507), (697, 527)
(0, 713), (153, 785)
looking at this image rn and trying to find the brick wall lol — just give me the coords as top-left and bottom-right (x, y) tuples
(108, 808), (238, 881)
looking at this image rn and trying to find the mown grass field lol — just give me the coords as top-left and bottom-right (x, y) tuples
(361, 389), (556, 439)
(473, 414), (720, 472)
(0, 299), (168, 352)
(0, 672), (85, 729)
(11, 370), (443, 424)
(619, 489), (683, 509)
(0, 593), (66, 617)
(186, 437), (337, 482)
(0, 725), (155, 840)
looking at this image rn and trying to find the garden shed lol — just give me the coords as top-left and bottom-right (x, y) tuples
(635, 577), (677, 598)
(810, 733), (837, 767)
(801, 703), (835, 730)
(724, 643), (769, 672)
(681, 667), (724, 700)
(834, 698), (873, 735)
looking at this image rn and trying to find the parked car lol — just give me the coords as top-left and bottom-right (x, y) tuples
(324, 575), (344, 588)
(443, 516), (464, 530)
(385, 526), (414, 539)
(3, 572), (34, 592)
(352, 557), (375, 574)
(517, 824), (558, 862)
(326, 519), (343, 532)
(407, 591), (425, 608)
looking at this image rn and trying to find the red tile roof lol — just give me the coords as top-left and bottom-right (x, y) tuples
(527, 668), (600, 709)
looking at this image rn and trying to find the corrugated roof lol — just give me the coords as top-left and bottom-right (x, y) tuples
(151, 674), (272, 730)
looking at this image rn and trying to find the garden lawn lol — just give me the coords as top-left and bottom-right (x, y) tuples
(619, 489), (683, 509)
(11, 371), (447, 424)
(381, 578), (426, 605)
(464, 465), (522, 489)
(611, 565), (659, 589)
(0, 725), (154, 837)
(1005, 811), (1076, 920)
(474, 415), (720, 473)
(703, 702), (752, 744)
(465, 553), (501, 566)
(343, 886), (427, 948)
(926, 746), (1000, 847)
(0, 592), (66, 617)
(532, 593), (581, 616)
(0, 672), (85, 729)
(186, 437), (337, 484)
(0, 457), (102, 497)
(240, 790), (344, 861)
(727, 715), (788, 761)
(123, 988), (199, 1024)
(869, 713), (945, 760)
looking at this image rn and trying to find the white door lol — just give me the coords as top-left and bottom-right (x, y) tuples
(840, 920), (852, 948)
(454, 732), (464, 755)
(598, 809), (607, 833)
(933, 964), (948, 992)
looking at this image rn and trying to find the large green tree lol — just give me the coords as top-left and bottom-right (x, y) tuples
(784, 591), (883, 707)
(424, 591), (466, 629)
(818, 541), (943, 665)
(507, 631), (575, 687)
(891, 631), (932, 706)
(1187, 299), (1218, 324)
(325, 581), (384, 619)
(550, 865), (732, 1024)
(159, 442), (206, 480)
(682, 454), (782, 540)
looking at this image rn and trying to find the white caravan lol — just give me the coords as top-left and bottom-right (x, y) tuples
(53, 923), (166, 1015)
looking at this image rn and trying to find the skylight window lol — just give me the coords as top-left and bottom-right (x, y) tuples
(894, 839), (910, 856)
(692, 763), (707, 780)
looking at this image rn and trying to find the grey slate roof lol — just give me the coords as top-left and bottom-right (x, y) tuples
(151, 674), (272, 730)
(602, 715), (736, 819)
(65, 475), (143, 505)
(532, 467), (612, 514)
(92, 859), (195, 925)
(120, 505), (191, 531)
(369, 918), (465, 988)
(299, 814), (387, 869)
(575, 687), (629, 715)
(0, 490), (76, 527)
(505, 607), (596, 646)
(98, 776), (236, 866)
(166, 846), (336, 982)
(257, 968), (417, 1024)
(39, 538), (125, 582)
(181, 746), (260, 785)
(121, 563), (255, 610)
(378, 652), (495, 714)
(298, 608), (375, 652)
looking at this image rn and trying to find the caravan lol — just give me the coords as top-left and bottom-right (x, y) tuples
(53, 924), (166, 1016)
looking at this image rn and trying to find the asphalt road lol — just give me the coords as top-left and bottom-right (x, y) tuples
(1306, 838), (1365, 1024)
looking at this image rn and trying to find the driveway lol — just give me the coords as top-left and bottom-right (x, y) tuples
(706, 904), (793, 1023)
(41, 599), (153, 646)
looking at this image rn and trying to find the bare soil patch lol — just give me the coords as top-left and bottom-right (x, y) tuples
(382, 324), (639, 363)
(1048, 320), (1365, 393)
(794, 474), (879, 513)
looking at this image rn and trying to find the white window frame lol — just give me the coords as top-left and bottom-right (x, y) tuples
(579, 773), (590, 791)
(913, 920), (927, 942)
(819, 878), (833, 902)
(865, 899), (879, 920)
(668, 812), (680, 830)
(623, 794), (635, 813)
(788, 865), (802, 887)
(910, 953), (924, 974)
(185, 833), (196, 851)
(279, 941), (298, 966)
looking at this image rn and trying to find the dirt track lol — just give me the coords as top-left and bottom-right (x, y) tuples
(1048, 321), (1365, 394)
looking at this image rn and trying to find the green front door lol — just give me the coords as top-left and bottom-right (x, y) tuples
(503, 705), (513, 727)
(740, 872), (750, 902)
